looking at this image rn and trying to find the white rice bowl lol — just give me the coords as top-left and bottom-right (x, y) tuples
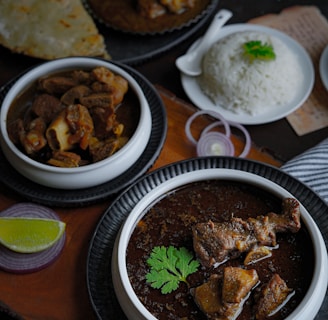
(198, 31), (304, 115)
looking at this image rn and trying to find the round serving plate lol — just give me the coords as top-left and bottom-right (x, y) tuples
(181, 24), (314, 125)
(0, 61), (167, 207)
(90, 0), (219, 65)
(84, 0), (216, 35)
(87, 156), (328, 320)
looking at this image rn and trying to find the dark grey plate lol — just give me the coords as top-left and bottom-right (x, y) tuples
(0, 61), (167, 207)
(89, 0), (220, 65)
(87, 156), (328, 319)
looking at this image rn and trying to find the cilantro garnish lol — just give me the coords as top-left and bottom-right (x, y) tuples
(145, 246), (200, 294)
(243, 40), (276, 62)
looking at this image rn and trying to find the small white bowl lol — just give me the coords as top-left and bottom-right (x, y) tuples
(0, 57), (152, 189)
(112, 168), (328, 320)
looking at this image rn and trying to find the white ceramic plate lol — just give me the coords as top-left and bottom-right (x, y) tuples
(180, 24), (315, 125)
(320, 45), (328, 91)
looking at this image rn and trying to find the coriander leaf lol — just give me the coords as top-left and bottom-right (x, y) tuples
(243, 40), (276, 62)
(146, 269), (180, 294)
(147, 246), (178, 273)
(175, 247), (200, 282)
(145, 246), (200, 294)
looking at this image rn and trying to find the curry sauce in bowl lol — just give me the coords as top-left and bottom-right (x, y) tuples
(6, 68), (139, 167)
(112, 169), (328, 320)
(85, 0), (214, 35)
(0, 57), (152, 189)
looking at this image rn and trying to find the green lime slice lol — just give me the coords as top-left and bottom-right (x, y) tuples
(0, 217), (66, 253)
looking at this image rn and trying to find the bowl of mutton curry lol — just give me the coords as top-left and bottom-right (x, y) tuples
(0, 57), (152, 189)
(112, 168), (328, 320)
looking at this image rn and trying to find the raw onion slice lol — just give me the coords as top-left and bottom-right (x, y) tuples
(185, 110), (231, 145)
(185, 110), (251, 158)
(197, 132), (234, 156)
(201, 121), (251, 158)
(0, 203), (65, 274)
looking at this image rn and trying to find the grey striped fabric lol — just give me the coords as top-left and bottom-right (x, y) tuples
(281, 139), (328, 203)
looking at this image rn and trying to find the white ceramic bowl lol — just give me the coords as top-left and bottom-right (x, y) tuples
(112, 168), (328, 320)
(0, 57), (152, 189)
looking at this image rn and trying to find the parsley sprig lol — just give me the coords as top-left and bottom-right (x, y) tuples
(145, 246), (200, 294)
(243, 40), (276, 62)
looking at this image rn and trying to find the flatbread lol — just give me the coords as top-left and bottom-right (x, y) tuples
(0, 0), (109, 59)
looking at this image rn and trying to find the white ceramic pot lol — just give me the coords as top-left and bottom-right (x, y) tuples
(112, 168), (328, 320)
(0, 57), (152, 189)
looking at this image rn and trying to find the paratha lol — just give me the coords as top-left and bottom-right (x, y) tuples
(0, 0), (109, 59)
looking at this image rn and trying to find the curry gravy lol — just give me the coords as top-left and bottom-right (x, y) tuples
(126, 180), (314, 320)
(7, 70), (140, 165)
(87, 0), (211, 34)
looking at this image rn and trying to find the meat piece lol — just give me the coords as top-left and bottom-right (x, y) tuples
(191, 274), (224, 319)
(80, 92), (113, 109)
(7, 118), (25, 144)
(266, 198), (301, 233)
(193, 218), (258, 267)
(31, 93), (64, 123)
(47, 150), (81, 168)
(60, 85), (91, 106)
(20, 117), (47, 154)
(46, 109), (74, 151)
(91, 80), (128, 106)
(107, 74), (128, 106)
(38, 76), (78, 95)
(89, 106), (119, 139)
(192, 267), (259, 320)
(138, 0), (166, 18)
(91, 81), (113, 93)
(160, 0), (195, 14)
(222, 267), (259, 303)
(46, 104), (94, 151)
(193, 198), (301, 267)
(8, 115), (48, 153)
(90, 67), (128, 106)
(244, 246), (272, 265)
(71, 70), (91, 84)
(91, 66), (115, 84)
(137, 0), (195, 17)
(89, 136), (127, 162)
(255, 274), (294, 319)
(66, 104), (94, 150)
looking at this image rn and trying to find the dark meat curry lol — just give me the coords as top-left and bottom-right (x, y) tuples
(126, 181), (313, 320)
(7, 67), (140, 167)
(87, 0), (211, 34)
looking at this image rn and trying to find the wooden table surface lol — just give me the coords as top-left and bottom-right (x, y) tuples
(0, 1), (327, 319)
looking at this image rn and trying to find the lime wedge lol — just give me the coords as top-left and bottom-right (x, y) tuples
(0, 217), (66, 253)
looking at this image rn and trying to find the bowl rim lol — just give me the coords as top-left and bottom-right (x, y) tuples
(0, 57), (150, 173)
(114, 168), (328, 320)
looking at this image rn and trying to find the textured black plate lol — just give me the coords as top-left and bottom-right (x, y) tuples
(87, 156), (328, 320)
(92, 0), (219, 65)
(0, 61), (167, 207)
(85, 0), (216, 35)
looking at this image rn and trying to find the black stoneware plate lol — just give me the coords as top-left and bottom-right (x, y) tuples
(88, 0), (219, 65)
(84, 0), (216, 35)
(0, 61), (167, 207)
(87, 156), (328, 320)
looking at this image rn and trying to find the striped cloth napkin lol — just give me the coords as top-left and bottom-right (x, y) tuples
(281, 138), (328, 203)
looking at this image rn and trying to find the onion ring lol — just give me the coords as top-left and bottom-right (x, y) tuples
(197, 132), (234, 156)
(201, 121), (251, 158)
(185, 110), (251, 158)
(185, 110), (231, 145)
(0, 203), (65, 274)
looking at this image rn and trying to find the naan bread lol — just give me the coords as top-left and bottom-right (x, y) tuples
(0, 0), (109, 59)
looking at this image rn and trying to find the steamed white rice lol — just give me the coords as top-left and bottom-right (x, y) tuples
(198, 31), (304, 115)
